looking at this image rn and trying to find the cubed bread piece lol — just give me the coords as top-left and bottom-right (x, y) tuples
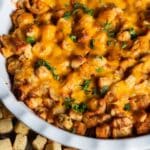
(13, 134), (27, 150)
(45, 142), (62, 150)
(0, 118), (13, 134)
(14, 122), (29, 135)
(0, 138), (12, 150)
(32, 135), (47, 150)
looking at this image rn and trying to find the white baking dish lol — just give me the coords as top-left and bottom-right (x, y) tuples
(0, 1), (150, 149)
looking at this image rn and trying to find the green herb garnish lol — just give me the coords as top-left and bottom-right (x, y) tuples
(121, 41), (128, 49)
(124, 103), (131, 111)
(81, 79), (91, 92)
(35, 59), (51, 69)
(107, 30), (116, 38)
(89, 39), (95, 49)
(35, 59), (59, 80)
(92, 87), (100, 96)
(72, 103), (87, 113)
(100, 85), (109, 97)
(64, 97), (74, 109)
(103, 21), (111, 32)
(73, 3), (94, 16)
(26, 36), (35, 44)
(73, 2), (83, 9)
(107, 40), (112, 46)
(103, 22), (116, 38)
(64, 3), (94, 19)
(83, 7), (94, 16)
(70, 34), (77, 42)
(96, 67), (104, 73)
(64, 98), (87, 113)
(128, 28), (137, 40)
(63, 11), (72, 20)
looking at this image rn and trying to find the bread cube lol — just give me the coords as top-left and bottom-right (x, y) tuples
(14, 122), (29, 135)
(32, 135), (47, 150)
(13, 134), (27, 150)
(45, 142), (62, 150)
(0, 138), (12, 150)
(0, 118), (13, 134)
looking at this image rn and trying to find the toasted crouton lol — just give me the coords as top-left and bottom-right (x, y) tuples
(32, 135), (47, 150)
(45, 142), (62, 150)
(0, 138), (12, 150)
(0, 118), (13, 134)
(14, 122), (29, 135)
(13, 134), (27, 150)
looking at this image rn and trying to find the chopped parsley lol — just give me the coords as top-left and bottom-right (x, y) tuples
(73, 3), (94, 16)
(70, 34), (77, 42)
(35, 59), (59, 80)
(35, 59), (51, 69)
(83, 7), (94, 16)
(73, 2), (83, 9)
(103, 21), (111, 32)
(107, 39), (117, 46)
(63, 3), (94, 21)
(107, 40), (112, 46)
(92, 87), (100, 96)
(81, 79), (91, 92)
(96, 67), (104, 73)
(124, 103), (131, 111)
(103, 22), (116, 38)
(89, 39), (95, 49)
(72, 103), (87, 113)
(121, 41), (128, 49)
(64, 98), (87, 113)
(64, 3), (94, 20)
(100, 85), (109, 97)
(107, 30), (116, 38)
(128, 28), (137, 40)
(64, 97), (74, 109)
(63, 11), (72, 20)
(26, 36), (35, 44)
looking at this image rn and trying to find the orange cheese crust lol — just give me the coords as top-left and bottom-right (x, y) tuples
(0, 0), (150, 138)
